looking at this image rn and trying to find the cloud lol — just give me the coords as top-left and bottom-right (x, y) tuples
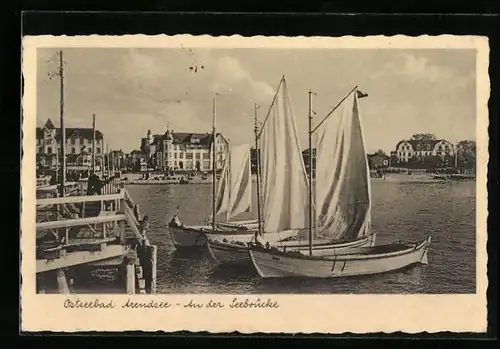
(37, 48), (476, 153)
(370, 53), (474, 88)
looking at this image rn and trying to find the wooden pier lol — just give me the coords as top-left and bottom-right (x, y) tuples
(36, 181), (157, 294)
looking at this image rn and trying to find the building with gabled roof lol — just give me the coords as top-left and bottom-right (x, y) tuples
(394, 138), (455, 163)
(36, 118), (105, 170)
(140, 127), (228, 171)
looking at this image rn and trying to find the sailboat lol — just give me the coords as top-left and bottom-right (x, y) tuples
(207, 77), (375, 266)
(248, 87), (431, 278)
(168, 97), (297, 250)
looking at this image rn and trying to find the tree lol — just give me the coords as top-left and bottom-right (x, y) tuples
(410, 133), (437, 141)
(368, 150), (389, 169)
(456, 140), (476, 169)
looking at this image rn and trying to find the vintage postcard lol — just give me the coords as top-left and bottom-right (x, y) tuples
(21, 34), (489, 333)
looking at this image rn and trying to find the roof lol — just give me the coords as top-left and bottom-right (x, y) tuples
(36, 127), (104, 141)
(172, 132), (214, 146)
(395, 139), (450, 151)
(144, 131), (226, 147)
(45, 118), (55, 129)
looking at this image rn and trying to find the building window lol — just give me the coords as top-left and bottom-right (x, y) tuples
(97, 148), (101, 154)
(179, 152), (184, 159)
(174, 153), (177, 159)
(47, 138), (52, 144)
(203, 153), (210, 160)
(38, 147), (42, 153)
(71, 138), (75, 145)
(71, 147), (76, 154)
(195, 153), (201, 159)
(186, 153), (193, 160)
(47, 147), (52, 154)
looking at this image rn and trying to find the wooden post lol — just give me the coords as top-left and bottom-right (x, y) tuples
(56, 268), (70, 294)
(120, 221), (127, 245)
(125, 260), (135, 295)
(150, 245), (157, 294)
(59, 50), (66, 198)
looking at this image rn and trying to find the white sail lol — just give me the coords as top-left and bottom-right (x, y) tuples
(259, 78), (310, 233)
(227, 144), (252, 220)
(215, 144), (252, 221)
(315, 90), (371, 241)
(214, 151), (230, 217)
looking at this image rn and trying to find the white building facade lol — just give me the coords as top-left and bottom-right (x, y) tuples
(394, 139), (455, 163)
(141, 129), (228, 172)
(36, 118), (104, 170)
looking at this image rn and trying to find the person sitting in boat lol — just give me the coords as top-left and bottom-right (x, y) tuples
(168, 214), (184, 228)
(253, 233), (270, 249)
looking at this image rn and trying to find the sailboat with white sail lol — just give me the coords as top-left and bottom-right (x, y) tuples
(207, 77), (375, 266)
(248, 87), (431, 278)
(168, 97), (297, 250)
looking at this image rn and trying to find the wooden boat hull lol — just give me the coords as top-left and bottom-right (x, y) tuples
(168, 216), (259, 250)
(248, 236), (431, 278)
(277, 234), (376, 256)
(207, 234), (376, 266)
(169, 217), (298, 250)
(169, 226), (209, 249)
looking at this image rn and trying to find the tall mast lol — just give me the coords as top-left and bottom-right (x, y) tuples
(58, 50), (66, 197)
(106, 143), (109, 176)
(92, 114), (96, 173)
(212, 97), (217, 232)
(254, 103), (262, 237)
(307, 90), (313, 256)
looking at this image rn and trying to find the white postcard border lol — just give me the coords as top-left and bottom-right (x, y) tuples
(21, 34), (489, 333)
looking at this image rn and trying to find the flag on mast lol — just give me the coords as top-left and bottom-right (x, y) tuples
(357, 90), (368, 99)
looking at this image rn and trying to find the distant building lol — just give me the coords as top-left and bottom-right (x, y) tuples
(367, 153), (391, 169)
(140, 128), (229, 172)
(394, 139), (455, 163)
(302, 148), (317, 172)
(108, 149), (125, 170)
(36, 118), (104, 170)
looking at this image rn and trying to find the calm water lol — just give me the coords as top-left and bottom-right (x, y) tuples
(121, 179), (476, 294)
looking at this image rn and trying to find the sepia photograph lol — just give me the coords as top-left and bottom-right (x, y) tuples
(21, 34), (488, 333)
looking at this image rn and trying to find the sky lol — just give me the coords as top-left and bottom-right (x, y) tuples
(36, 47), (476, 153)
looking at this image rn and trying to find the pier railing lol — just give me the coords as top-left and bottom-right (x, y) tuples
(35, 187), (157, 294)
(36, 190), (143, 247)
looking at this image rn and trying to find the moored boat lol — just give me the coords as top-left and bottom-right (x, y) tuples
(207, 233), (376, 266)
(248, 86), (432, 278)
(207, 77), (377, 266)
(248, 236), (431, 278)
